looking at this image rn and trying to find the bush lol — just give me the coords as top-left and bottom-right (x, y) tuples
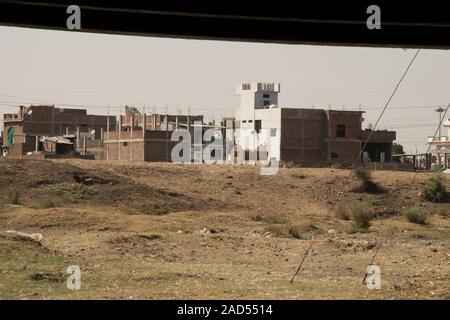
(288, 226), (301, 239)
(403, 209), (429, 225)
(335, 203), (373, 230)
(352, 166), (383, 193)
(421, 175), (447, 203)
(49, 183), (95, 200)
(6, 189), (20, 205)
(353, 166), (373, 182)
(351, 208), (373, 230)
(40, 198), (56, 209)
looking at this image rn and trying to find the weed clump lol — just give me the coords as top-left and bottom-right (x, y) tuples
(352, 166), (383, 194)
(337, 203), (374, 233)
(49, 183), (95, 200)
(40, 198), (56, 209)
(6, 189), (20, 205)
(421, 175), (447, 203)
(351, 207), (373, 230)
(403, 209), (429, 225)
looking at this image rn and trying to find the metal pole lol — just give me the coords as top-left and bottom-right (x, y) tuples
(435, 107), (444, 166)
(142, 113), (146, 161)
(166, 113), (169, 161)
(130, 114), (134, 161)
(76, 126), (80, 150)
(106, 114), (110, 161)
(118, 116), (122, 161)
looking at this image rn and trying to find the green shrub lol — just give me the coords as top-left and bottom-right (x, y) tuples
(351, 208), (373, 230)
(403, 209), (429, 225)
(352, 166), (383, 193)
(41, 198), (56, 209)
(6, 189), (20, 205)
(353, 166), (373, 182)
(421, 175), (447, 203)
(49, 183), (95, 200)
(340, 203), (375, 231)
(335, 203), (373, 230)
(288, 226), (302, 239)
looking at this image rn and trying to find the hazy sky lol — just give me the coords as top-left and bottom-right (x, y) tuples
(1, 26), (450, 154)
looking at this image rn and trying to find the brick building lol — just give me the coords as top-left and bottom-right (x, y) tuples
(2, 105), (116, 158)
(121, 105), (203, 131)
(234, 82), (396, 166)
(102, 106), (204, 162)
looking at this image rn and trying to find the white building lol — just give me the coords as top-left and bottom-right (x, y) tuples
(427, 118), (450, 168)
(234, 83), (282, 162)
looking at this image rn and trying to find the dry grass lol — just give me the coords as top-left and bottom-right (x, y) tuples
(0, 159), (449, 299)
(403, 209), (429, 225)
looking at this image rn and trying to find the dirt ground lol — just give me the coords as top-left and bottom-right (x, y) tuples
(0, 158), (449, 300)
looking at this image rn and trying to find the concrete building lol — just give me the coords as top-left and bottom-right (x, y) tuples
(103, 106), (205, 162)
(427, 117), (450, 168)
(234, 82), (396, 166)
(121, 105), (203, 131)
(2, 105), (115, 158)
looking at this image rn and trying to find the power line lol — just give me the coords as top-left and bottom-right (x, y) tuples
(290, 49), (421, 284)
(361, 101), (450, 285)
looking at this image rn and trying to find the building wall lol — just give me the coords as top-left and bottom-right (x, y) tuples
(7, 135), (37, 158)
(103, 129), (175, 162)
(121, 106), (204, 131)
(235, 83), (280, 125)
(280, 109), (327, 164)
(3, 106), (116, 144)
(326, 110), (364, 163)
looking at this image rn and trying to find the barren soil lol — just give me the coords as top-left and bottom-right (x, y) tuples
(0, 158), (449, 299)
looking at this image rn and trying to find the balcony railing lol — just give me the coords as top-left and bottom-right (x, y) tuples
(3, 114), (22, 121)
(428, 136), (450, 143)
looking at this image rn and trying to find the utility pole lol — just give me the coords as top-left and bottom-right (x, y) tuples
(435, 107), (444, 139)
(435, 107), (444, 166)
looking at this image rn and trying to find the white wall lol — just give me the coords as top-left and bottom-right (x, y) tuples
(234, 83), (282, 161)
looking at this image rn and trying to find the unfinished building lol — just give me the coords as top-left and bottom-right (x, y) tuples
(2, 105), (116, 158)
(102, 106), (205, 162)
(234, 82), (396, 166)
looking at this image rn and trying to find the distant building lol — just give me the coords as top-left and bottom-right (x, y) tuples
(120, 105), (203, 131)
(233, 82), (396, 166)
(103, 106), (205, 162)
(2, 105), (115, 158)
(427, 118), (450, 168)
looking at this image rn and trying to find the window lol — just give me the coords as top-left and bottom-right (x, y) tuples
(262, 83), (274, 91)
(270, 128), (277, 137)
(242, 120), (247, 123)
(263, 100), (270, 107)
(248, 120), (253, 123)
(7, 127), (14, 145)
(123, 142), (128, 147)
(331, 152), (338, 159)
(242, 83), (251, 90)
(336, 124), (346, 138)
(263, 93), (270, 98)
(255, 120), (262, 133)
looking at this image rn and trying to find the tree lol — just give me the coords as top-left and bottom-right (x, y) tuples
(392, 142), (405, 155)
